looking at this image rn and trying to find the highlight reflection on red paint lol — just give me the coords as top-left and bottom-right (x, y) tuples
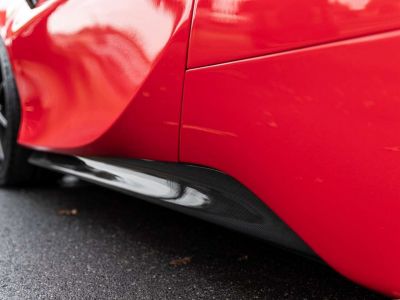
(7, 0), (192, 161)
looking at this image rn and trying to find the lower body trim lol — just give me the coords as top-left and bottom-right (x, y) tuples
(29, 152), (314, 256)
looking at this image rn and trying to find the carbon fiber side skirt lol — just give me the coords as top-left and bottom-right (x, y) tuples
(29, 152), (315, 257)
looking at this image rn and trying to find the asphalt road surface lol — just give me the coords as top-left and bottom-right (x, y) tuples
(0, 177), (387, 299)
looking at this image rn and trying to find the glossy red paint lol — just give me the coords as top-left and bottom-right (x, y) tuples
(2, 0), (400, 297)
(181, 31), (400, 297)
(4, 0), (193, 161)
(189, 0), (400, 68)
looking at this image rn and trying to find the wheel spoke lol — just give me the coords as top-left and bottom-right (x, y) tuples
(0, 79), (6, 161)
(0, 138), (4, 161)
(0, 111), (7, 128)
(0, 81), (6, 129)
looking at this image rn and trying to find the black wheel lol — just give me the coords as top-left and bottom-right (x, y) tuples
(0, 40), (56, 186)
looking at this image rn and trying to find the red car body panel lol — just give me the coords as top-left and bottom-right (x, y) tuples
(189, 0), (400, 68)
(182, 31), (400, 297)
(4, 0), (193, 161)
(2, 0), (400, 297)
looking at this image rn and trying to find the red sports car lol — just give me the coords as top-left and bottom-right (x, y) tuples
(0, 0), (399, 297)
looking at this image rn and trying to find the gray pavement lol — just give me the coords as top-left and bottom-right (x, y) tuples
(0, 178), (387, 299)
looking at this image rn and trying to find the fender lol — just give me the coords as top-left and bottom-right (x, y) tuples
(2, 0), (194, 162)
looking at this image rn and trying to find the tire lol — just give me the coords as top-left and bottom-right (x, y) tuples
(0, 40), (57, 186)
